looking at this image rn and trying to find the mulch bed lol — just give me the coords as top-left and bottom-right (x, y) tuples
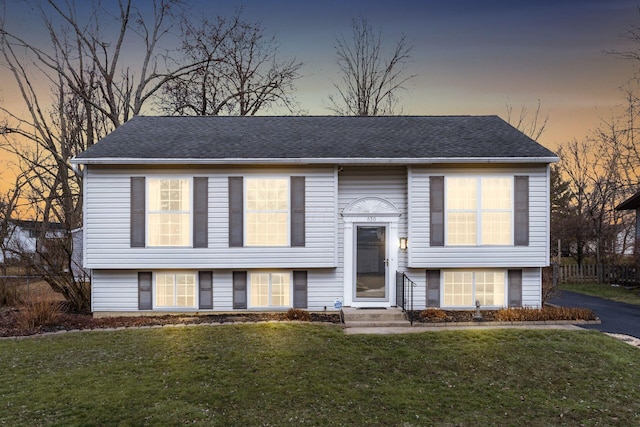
(410, 310), (500, 323)
(0, 307), (341, 338)
(1, 306), (597, 338)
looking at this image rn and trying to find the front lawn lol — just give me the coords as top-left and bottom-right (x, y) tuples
(560, 282), (640, 306)
(1, 324), (639, 426)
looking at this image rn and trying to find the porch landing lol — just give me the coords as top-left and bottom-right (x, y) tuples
(342, 307), (411, 328)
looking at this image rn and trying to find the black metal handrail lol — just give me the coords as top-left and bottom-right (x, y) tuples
(396, 271), (417, 325)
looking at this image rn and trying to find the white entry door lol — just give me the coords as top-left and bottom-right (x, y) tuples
(354, 225), (388, 302)
(342, 196), (400, 308)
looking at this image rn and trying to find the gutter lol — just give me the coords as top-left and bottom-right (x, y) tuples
(70, 156), (560, 166)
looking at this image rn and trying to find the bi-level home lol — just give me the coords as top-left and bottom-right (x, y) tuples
(71, 116), (558, 316)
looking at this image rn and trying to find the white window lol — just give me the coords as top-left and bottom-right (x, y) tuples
(443, 270), (506, 308)
(148, 178), (190, 247)
(246, 178), (289, 246)
(250, 272), (291, 307)
(155, 272), (196, 308)
(446, 176), (512, 245)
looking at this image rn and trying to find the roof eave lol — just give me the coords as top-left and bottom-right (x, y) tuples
(616, 191), (640, 210)
(71, 156), (560, 166)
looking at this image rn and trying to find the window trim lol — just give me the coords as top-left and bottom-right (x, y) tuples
(444, 175), (514, 246)
(248, 270), (293, 309)
(146, 176), (193, 248)
(441, 269), (508, 309)
(153, 271), (199, 310)
(244, 176), (291, 247)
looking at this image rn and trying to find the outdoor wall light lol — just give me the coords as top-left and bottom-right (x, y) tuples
(399, 237), (408, 250)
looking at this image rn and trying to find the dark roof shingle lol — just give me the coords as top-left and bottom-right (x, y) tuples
(73, 115), (557, 163)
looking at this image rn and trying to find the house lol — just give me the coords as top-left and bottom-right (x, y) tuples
(0, 219), (66, 264)
(71, 228), (90, 282)
(615, 190), (640, 256)
(70, 116), (558, 315)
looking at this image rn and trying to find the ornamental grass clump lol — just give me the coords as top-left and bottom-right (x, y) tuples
(14, 298), (62, 334)
(285, 308), (311, 321)
(496, 306), (596, 322)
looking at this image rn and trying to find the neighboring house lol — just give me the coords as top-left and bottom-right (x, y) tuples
(71, 116), (558, 315)
(71, 228), (90, 282)
(616, 190), (640, 255)
(0, 219), (66, 264)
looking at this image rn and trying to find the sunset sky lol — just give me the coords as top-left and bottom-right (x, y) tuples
(1, 0), (640, 154)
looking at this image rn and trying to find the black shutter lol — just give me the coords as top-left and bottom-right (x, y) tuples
(233, 271), (247, 309)
(131, 177), (146, 248)
(138, 271), (152, 310)
(199, 271), (213, 309)
(514, 176), (529, 246)
(291, 177), (305, 247)
(293, 270), (308, 308)
(508, 269), (523, 307)
(229, 177), (244, 247)
(193, 177), (208, 248)
(426, 270), (441, 307)
(430, 176), (445, 246)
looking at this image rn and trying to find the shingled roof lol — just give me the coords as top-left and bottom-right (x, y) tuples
(72, 115), (558, 165)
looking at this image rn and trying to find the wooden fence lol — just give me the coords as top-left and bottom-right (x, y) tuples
(557, 263), (640, 285)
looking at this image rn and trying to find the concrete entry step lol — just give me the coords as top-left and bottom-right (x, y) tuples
(342, 307), (411, 328)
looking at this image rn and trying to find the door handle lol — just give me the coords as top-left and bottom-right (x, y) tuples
(384, 258), (389, 266)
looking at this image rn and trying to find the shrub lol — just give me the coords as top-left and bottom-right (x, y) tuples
(0, 277), (22, 307)
(496, 306), (596, 322)
(419, 308), (449, 322)
(285, 308), (311, 321)
(14, 294), (62, 334)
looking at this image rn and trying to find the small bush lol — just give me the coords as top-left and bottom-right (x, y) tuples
(285, 308), (311, 321)
(496, 306), (596, 322)
(0, 278), (22, 307)
(419, 308), (449, 322)
(14, 298), (62, 334)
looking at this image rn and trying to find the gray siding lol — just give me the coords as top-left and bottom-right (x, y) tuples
(91, 268), (344, 312)
(408, 165), (550, 268)
(89, 163), (547, 313)
(522, 267), (542, 307)
(84, 166), (337, 269)
(337, 167), (409, 283)
(92, 270), (139, 312)
(398, 267), (542, 310)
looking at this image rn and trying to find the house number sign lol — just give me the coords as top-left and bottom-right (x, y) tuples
(367, 216), (376, 222)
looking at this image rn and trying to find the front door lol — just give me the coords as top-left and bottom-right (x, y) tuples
(354, 225), (388, 302)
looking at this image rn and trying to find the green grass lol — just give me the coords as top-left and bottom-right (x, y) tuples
(560, 282), (640, 305)
(2, 324), (640, 426)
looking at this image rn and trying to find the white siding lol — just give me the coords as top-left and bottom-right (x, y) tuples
(84, 166), (337, 269)
(408, 165), (550, 268)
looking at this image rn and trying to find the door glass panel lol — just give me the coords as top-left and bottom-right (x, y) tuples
(356, 226), (386, 299)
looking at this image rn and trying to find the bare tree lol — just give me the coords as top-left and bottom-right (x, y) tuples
(0, 173), (26, 276)
(160, 13), (303, 116)
(327, 17), (414, 116)
(505, 99), (549, 141)
(0, 0), (196, 311)
(557, 134), (631, 267)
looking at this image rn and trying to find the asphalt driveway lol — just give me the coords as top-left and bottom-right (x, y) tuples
(550, 290), (640, 339)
